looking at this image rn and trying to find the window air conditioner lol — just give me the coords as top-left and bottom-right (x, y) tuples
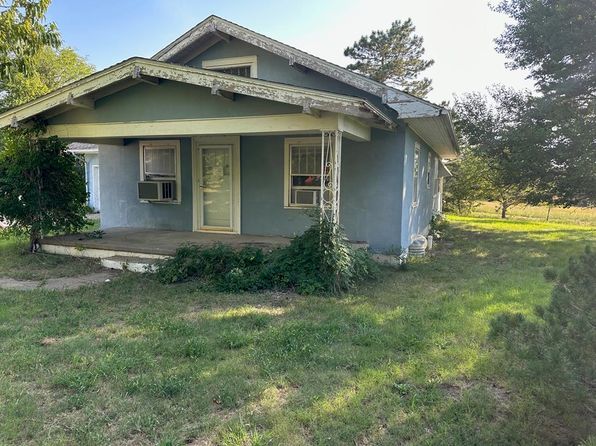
(138, 181), (175, 201)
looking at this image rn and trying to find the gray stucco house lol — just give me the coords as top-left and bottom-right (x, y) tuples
(0, 15), (456, 252)
(68, 142), (100, 212)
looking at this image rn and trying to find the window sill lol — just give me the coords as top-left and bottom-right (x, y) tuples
(284, 205), (318, 210)
(139, 200), (181, 205)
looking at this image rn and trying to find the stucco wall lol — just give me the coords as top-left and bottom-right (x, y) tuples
(241, 128), (403, 250)
(99, 139), (194, 231)
(400, 126), (438, 249)
(98, 130), (405, 251)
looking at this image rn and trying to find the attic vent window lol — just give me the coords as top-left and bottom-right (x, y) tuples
(202, 56), (257, 78)
(214, 65), (251, 77)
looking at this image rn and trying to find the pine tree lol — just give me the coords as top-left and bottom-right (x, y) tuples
(344, 19), (434, 98)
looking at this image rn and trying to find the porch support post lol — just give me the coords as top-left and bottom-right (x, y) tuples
(320, 130), (342, 225)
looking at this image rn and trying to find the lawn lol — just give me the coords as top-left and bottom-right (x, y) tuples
(0, 213), (594, 445)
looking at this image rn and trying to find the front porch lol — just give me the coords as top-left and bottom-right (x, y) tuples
(43, 227), (292, 259)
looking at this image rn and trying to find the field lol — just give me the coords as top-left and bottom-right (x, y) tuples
(473, 201), (596, 226)
(0, 208), (594, 445)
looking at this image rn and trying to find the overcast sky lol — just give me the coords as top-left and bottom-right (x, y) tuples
(47, 0), (535, 104)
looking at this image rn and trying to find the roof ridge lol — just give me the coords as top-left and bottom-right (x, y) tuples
(151, 15), (446, 112)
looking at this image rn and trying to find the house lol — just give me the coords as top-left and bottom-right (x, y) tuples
(0, 15), (456, 253)
(68, 142), (100, 212)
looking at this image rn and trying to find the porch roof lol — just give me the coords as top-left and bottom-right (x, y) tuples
(0, 57), (394, 131)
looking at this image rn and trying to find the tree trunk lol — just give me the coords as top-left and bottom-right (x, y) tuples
(501, 203), (508, 219)
(29, 230), (41, 253)
(546, 205), (552, 221)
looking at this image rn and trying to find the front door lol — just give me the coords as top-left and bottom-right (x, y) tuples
(195, 136), (241, 233)
(199, 145), (233, 230)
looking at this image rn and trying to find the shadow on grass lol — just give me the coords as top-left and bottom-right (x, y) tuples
(0, 218), (594, 444)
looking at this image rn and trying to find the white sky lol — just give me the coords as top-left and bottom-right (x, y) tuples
(50, 0), (535, 104)
(274, 0), (536, 103)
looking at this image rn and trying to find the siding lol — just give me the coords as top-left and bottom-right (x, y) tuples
(49, 80), (300, 125)
(187, 39), (393, 114)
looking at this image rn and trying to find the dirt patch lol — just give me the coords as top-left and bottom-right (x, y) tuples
(0, 270), (119, 291)
(40, 337), (61, 346)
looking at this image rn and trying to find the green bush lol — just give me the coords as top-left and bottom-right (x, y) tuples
(489, 246), (596, 442)
(155, 216), (377, 294)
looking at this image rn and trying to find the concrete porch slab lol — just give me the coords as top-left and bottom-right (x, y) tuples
(42, 227), (292, 258)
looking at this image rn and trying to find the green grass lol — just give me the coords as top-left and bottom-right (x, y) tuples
(473, 201), (596, 226)
(0, 213), (594, 445)
(0, 238), (103, 280)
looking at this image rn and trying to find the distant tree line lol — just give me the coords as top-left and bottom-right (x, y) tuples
(346, 0), (595, 217)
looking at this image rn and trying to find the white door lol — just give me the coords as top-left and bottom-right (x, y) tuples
(92, 165), (100, 211)
(199, 145), (234, 231)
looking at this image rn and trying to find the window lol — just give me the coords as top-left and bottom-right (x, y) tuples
(412, 143), (420, 206)
(433, 158), (440, 195)
(139, 140), (181, 202)
(202, 56), (258, 78)
(426, 153), (432, 189)
(284, 137), (322, 208)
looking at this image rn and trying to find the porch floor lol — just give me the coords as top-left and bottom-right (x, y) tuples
(43, 227), (291, 257)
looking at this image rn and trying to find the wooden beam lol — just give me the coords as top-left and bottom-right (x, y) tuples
(288, 56), (308, 73)
(211, 83), (234, 101)
(208, 22), (231, 42)
(43, 113), (339, 139)
(302, 102), (321, 117)
(66, 93), (95, 110)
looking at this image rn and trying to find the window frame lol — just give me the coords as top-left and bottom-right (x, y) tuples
(412, 142), (420, 207)
(202, 56), (258, 78)
(284, 136), (323, 209)
(139, 140), (182, 204)
(426, 153), (432, 189)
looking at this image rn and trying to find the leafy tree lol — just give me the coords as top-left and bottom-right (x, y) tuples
(493, 0), (596, 206)
(344, 19), (434, 97)
(452, 86), (536, 218)
(0, 0), (60, 82)
(0, 131), (88, 251)
(1, 46), (94, 109)
(443, 150), (489, 214)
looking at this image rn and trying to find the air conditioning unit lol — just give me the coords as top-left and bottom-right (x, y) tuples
(138, 181), (175, 201)
(294, 189), (318, 206)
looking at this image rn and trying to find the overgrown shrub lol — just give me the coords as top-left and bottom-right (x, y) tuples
(489, 246), (596, 442)
(429, 214), (448, 240)
(155, 244), (266, 292)
(155, 216), (377, 294)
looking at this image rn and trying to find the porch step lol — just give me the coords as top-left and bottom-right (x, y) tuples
(100, 255), (160, 273)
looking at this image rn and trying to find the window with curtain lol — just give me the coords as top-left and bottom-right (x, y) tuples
(285, 139), (322, 207)
(143, 146), (177, 179)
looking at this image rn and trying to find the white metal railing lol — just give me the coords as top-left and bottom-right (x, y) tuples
(320, 130), (343, 225)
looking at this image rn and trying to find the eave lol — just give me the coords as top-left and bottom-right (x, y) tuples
(152, 15), (458, 157)
(0, 57), (395, 131)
